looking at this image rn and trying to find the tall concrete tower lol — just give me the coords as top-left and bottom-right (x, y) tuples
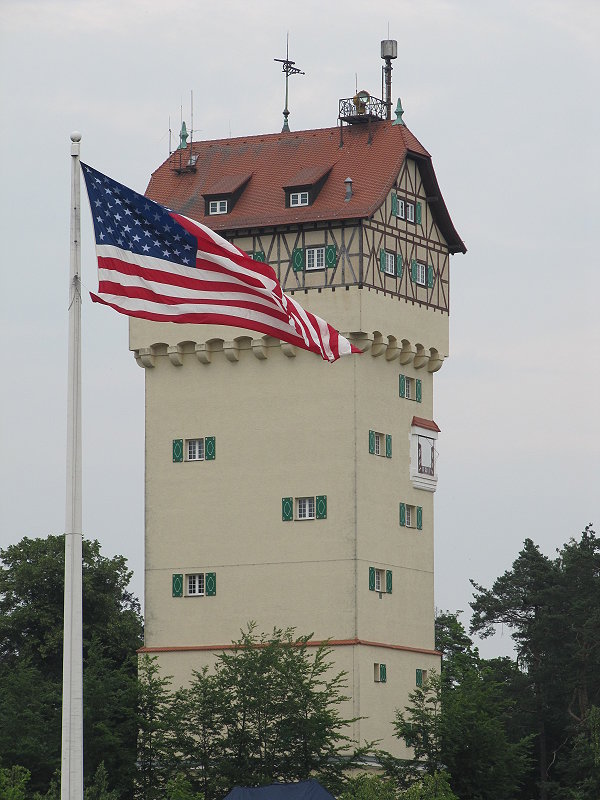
(133, 70), (465, 757)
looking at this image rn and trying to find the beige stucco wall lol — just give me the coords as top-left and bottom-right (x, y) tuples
(134, 284), (446, 760)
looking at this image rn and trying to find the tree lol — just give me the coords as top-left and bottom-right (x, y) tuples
(0, 535), (143, 796)
(470, 527), (600, 800)
(166, 625), (366, 798)
(388, 615), (531, 800)
(0, 766), (31, 800)
(338, 774), (398, 800)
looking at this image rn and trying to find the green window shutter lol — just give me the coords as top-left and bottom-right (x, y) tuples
(205, 436), (216, 460)
(416, 378), (422, 403)
(379, 249), (386, 272)
(172, 439), (183, 462)
(416, 202), (422, 224)
(292, 248), (305, 272)
(391, 193), (398, 216)
(417, 506), (423, 530)
(399, 374), (406, 398)
(386, 569), (393, 594)
(316, 495), (327, 519)
(282, 497), (293, 521)
(325, 244), (337, 268)
(380, 663), (387, 683)
(253, 251), (265, 262)
(172, 573), (183, 597)
(385, 434), (392, 458)
(396, 252), (403, 278)
(416, 668), (423, 687)
(206, 572), (216, 596)
(369, 429), (375, 454)
(369, 566), (375, 591)
(399, 502), (406, 527)
(427, 265), (434, 288)
(411, 259), (417, 282)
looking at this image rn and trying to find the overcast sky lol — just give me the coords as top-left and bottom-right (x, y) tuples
(1, 0), (598, 658)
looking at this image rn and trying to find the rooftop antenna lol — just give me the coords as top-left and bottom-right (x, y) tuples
(381, 37), (398, 121)
(190, 89), (194, 159)
(274, 33), (304, 133)
(168, 115), (172, 155)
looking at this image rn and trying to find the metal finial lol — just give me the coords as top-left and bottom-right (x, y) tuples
(274, 34), (304, 133)
(392, 98), (405, 126)
(178, 121), (189, 149)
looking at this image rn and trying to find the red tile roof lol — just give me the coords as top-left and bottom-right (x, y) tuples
(412, 416), (441, 433)
(283, 163), (333, 188)
(202, 172), (253, 196)
(146, 121), (465, 253)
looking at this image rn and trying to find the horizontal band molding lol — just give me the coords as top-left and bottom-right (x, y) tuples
(138, 637), (441, 657)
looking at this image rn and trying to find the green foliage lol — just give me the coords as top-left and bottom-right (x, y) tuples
(84, 763), (120, 800)
(470, 526), (600, 799)
(338, 773), (397, 800)
(142, 625), (367, 799)
(400, 772), (457, 800)
(135, 655), (178, 800)
(0, 766), (31, 800)
(0, 535), (143, 797)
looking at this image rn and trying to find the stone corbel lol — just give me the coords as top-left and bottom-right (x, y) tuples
(427, 348), (444, 372)
(136, 347), (155, 368)
(370, 332), (386, 358)
(224, 341), (240, 362)
(281, 342), (297, 358)
(398, 340), (415, 365)
(195, 343), (211, 364)
(413, 344), (430, 370)
(252, 338), (268, 360)
(385, 336), (400, 361)
(167, 345), (184, 366)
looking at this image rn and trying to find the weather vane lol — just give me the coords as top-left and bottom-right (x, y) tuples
(274, 33), (304, 133)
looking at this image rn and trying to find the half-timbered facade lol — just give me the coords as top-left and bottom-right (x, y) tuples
(133, 103), (465, 758)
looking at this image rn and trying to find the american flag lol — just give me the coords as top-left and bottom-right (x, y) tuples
(81, 163), (360, 362)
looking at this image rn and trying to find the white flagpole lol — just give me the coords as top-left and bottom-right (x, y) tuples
(61, 131), (83, 800)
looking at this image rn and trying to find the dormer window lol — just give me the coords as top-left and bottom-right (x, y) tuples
(209, 200), (228, 215)
(290, 192), (309, 207)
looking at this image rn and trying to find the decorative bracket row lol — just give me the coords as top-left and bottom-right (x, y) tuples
(134, 332), (443, 372)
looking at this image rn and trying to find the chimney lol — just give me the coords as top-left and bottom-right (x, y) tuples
(344, 177), (353, 202)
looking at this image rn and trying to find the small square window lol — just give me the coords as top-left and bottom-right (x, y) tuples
(306, 247), (325, 271)
(297, 497), (316, 520)
(186, 438), (205, 461)
(209, 200), (228, 215)
(415, 262), (426, 286)
(406, 202), (415, 222)
(187, 573), (205, 596)
(290, 191), (309, 207)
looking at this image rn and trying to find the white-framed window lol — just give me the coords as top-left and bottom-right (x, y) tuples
(405, 504), (413, 528)
(186, 438), (205, 461)
(208, 200), (228, 215)
(406, 202), (415, 222)
(405, 377), (412, 400)
(418, 436), (435, 476)
(384, 250), (395, 275)
(305, 246), (325, 271)
(410, 421), (439, 492)
(415, 261), (427, 286)
(297, 496), (316, 520)
(374, 432), (383, 456)
(374, 568), (383, 592)
(397, 198), (405, 219)
(187, 573), (205, 596)
(290, 191), (309, 207)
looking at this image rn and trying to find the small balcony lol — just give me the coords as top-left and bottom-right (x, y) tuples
(338, 92), (387, 124)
